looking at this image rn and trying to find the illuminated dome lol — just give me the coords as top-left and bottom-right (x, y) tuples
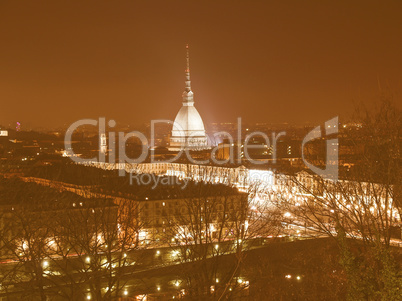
(172, 105), (206, 137)
(169, 45), (209, 151)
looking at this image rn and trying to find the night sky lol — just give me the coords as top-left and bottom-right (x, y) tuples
(0, 1), (401, 129)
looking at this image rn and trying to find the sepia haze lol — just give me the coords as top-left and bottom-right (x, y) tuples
(0, 0), (401, 129)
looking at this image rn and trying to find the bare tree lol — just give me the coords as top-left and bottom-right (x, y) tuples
(273, 97), (401, 300)
(0, 167), (148, 300)
(149, 169), (282, 301)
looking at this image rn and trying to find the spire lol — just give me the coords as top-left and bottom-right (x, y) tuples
(186, 44), (190, 73)
(182, 44), (194, 105)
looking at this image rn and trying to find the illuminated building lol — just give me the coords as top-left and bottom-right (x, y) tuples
(169, 45), (209, 151)
(100, 133), (107, 154)
(136, 187), (247, 244)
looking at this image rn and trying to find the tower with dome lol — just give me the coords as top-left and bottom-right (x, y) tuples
(169, 45), (209, 151)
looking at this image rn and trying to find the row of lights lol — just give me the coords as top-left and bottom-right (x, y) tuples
(285, 274), (302, 280)
(155, 278), (248, 291)
(83, 278), (250, 299)
(86, 289), (128, 300)
(42, 252), (130, 270)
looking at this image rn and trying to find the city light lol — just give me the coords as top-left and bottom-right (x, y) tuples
(0, 3), (399, 300)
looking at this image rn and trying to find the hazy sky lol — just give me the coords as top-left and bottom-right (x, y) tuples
(0, 0), (401, 129)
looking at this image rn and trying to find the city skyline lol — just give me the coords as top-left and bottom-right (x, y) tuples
(0, 2), (400, 300)
(0, 1), (401, 129)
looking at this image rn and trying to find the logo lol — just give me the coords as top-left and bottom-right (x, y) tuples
(64, 117), (339, 182)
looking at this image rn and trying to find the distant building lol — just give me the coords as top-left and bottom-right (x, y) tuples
(0, 178), (117, 259)
(169, 45), (209, 151)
